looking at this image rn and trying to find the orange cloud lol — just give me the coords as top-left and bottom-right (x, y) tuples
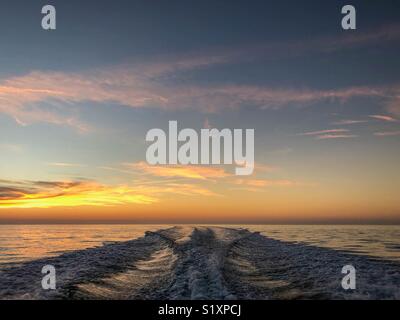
(0, 180), (156, 209)
(126, 162), (231, 180)
(254, 162), (279, 173)
(129, 183), (218, 197)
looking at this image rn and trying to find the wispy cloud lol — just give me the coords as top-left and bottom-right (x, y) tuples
(1, 25), (400, 128)
(374, 131), (400, 137)
(46, 162), (85, 168)
(296, 129), (359, 140)
(254, 163), (279, 173)
(316, 134), (358, 140)
(332, 119), (369, 125)
(0, 82), (91, 132)
(0, 180), (157, 209)
(128, 183), (218, 197)
(297, 129), (350, 136)
(234, 179), (301, 188)
(124, 161), (302, 194)
(162, 23), (400, 68)
(318, 23), (400, 52)
(125, 162), (231, 180)
(369, 114), (399, 122)
(1, 70), (387, 114)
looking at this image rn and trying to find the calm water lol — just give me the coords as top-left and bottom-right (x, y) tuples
(0, 225), (169, 265)
(0, 224), (399, 266)
(245, 225), (400, 262)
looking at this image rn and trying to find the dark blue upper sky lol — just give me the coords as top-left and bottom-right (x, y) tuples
(1, 0), (400, 76)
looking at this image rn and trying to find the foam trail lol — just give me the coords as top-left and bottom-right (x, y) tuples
(0, 227), (399, 300)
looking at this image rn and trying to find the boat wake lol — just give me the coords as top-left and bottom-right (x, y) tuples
(0, 226), (399, 300)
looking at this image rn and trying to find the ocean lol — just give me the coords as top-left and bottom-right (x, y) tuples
(0, 225), (399, 299)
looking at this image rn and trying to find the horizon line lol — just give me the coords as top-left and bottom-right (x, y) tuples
(0, 221), (399, 226)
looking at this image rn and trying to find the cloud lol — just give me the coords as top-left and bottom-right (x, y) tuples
(0, 180), (157, 209)
(0, 82), (90, 132)
(125, 162), (231, 180)
(195, 85), (387, 112)
(374, 131), (400, 137)
(297, 129), (349, 136)
(2, 70), (387, 115)
(332, 119), (369, 125)
(297, 129), (359, 140)
(0, 60), (397, 129)
(254, 162), (279, 173)
(0, 176), (220, 209)
(369, 114), (399, 122)
(319, 23), (400, 52)
(128, 183), (218, 197)
(234, 179), (300, 188)
(46, 162), (85, 168)
(160, 23), (400, 68)
(100, 161), (288, 195)
(125, 161), (303, 192)
(316, 134), (358, 140)
(232, 178), (313, 192)
(1, 24), (400, 128)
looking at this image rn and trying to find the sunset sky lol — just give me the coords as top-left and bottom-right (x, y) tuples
(1, 0), (400, 223)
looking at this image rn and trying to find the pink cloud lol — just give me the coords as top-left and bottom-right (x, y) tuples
(125, 162), (231, 180)
(332, 119), (369, 125)
(316, 134), (358, 140)
(297, 129), (349, 136)
(369, 114), (398, 122)
(1, 67), (392, 129)
(1, 24), (400, 129)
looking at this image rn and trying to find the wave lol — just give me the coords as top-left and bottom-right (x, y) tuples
(0, 226), (399, 300)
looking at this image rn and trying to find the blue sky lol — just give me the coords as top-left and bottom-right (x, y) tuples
(0, 0), (400, 223)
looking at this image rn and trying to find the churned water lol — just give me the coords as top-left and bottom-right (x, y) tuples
(0, 225), (399, 299)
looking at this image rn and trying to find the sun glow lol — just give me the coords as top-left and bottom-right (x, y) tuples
(0, 181), (157, 209)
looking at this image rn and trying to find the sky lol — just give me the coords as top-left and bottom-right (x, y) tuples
(0, 0), (400, 224)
